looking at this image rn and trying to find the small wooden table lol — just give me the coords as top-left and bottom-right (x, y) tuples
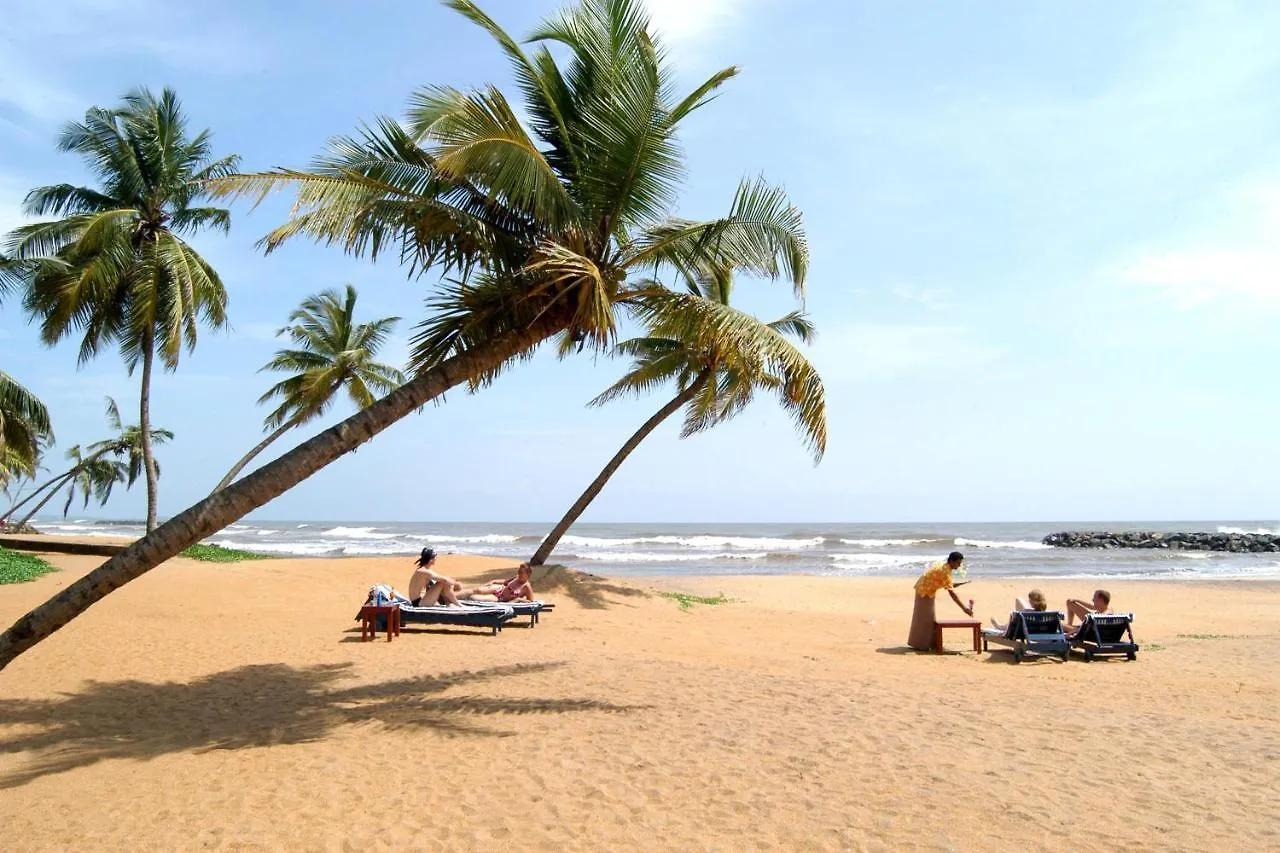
(360, 605), (401, 642)
(934, 619), (982, 654)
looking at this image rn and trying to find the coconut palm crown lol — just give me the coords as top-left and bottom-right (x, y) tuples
(529, 266), (825, 564)
(600, 267), (826, 456)
(213, 0), (807, 382)
(0, 370), (53, 489)
(4, 86), (238, 531)
(211, 284), (405, 492)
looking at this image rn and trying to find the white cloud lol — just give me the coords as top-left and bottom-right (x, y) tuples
(1122, 249), (1280, 308)
(892, 285), (952, 311)
(644, 0), (760, 49)
(1118, 181), (1280, 310)
(809, 324), (1003, 383)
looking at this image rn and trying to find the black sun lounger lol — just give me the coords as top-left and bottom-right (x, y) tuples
(982, 610), (1070, 663)
(356, 584), (517, 635)
(460, 599), (551, 626)
(1070, 612), (1138, 661)
(396, 602), (515, 635)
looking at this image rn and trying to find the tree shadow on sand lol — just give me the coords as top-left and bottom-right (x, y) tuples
(0, 660), (641, 789)
(874, 646), (971, 656)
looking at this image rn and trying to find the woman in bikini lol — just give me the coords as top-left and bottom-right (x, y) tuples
(460, 563), (535, 602)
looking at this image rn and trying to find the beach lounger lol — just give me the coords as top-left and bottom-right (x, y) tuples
(356, 584), (516, 636)
(397, 601), (515, 635)
(1070, 612), (1139, 661)
(982, 610), (1070, 663)
(460, 598), (551, 626)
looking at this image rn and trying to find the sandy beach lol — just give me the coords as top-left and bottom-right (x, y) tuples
(0, 543), (1277, 852)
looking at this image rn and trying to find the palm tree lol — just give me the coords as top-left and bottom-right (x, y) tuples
(530, 267), (826, 565)
(7, 397), (172, 528)
(0, 0), (807, 670)
(212, 285), (405, 493)
(59, 446), (128, 518)
(0, 370), (53, 491)
(3, 87), (238, 532)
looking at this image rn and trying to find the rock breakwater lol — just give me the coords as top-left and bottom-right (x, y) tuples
(1043, 531), (1280, 553)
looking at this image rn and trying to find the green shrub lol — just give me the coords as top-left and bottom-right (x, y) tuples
(659, 591), (733, 611)
(0, 547), (57, 584)
(179, 543), (275, 563)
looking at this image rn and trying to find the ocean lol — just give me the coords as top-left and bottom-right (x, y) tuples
(28, 518), (1280, 580)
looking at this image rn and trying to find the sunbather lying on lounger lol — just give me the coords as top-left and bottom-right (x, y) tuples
(988, 588), (1048, 631)
(460, 563), (535, 602)
(408, 547), (461, 606)
(1065, 589), (1112, 629)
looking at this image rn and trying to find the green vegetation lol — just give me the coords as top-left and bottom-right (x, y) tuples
(0, 370), (53, 491)
(0, 547), (57, 584)
(179, 543), (275, 563)
(660, 591), (733, 611)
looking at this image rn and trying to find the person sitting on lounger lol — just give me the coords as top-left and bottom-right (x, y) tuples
(460, 563), (535, 602)
(407, 547), (461, 606)
(1065, 589), (1111, 629)
(988, 588), (1048, 632)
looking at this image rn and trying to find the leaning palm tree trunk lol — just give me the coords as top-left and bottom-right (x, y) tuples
(210, 417), (300, 494)
(4, 472), (71, 521)
(0, 317), (564, 671)
(14, 473), (76, 529)
(139, 331), (160, 532)
(10, 447), (117, 527)
(530, 370), (712, 566)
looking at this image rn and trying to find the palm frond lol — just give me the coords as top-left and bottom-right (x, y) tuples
(252, 284), (404, 430)
(624, 288), (826, 459)
(407, 85), (580, 227)
(443, 0), (583, 181)
(22, 184), (122, 217)
(624, 176), (808, 296)
(169, 207), (231, 234)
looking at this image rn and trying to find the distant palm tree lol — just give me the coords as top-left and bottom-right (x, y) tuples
(0, 0), (806, 671)
(212, 285), (405, 493)
(60, 445), (127, 518)
(530, 267), (826, 565)
(4, 87), (238, 531)
(0, 369), (53, 491)
(9, 397), (171, 528)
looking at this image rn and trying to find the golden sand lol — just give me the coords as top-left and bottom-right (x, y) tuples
(0, 545), (1277, 852)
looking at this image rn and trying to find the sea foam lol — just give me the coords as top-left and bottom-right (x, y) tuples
(953, 537), (1050, 550)
(559, 534), (822, 550)
(575, 551), (769, 562)
(319, 526), (399, 540)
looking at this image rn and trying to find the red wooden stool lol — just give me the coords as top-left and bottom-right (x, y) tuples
(360, 605), (401, 642)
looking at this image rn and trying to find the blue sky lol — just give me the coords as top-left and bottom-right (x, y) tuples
(2, 0), (1277, 524)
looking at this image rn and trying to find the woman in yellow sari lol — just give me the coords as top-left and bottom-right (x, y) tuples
(907, 551), (974, 650)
